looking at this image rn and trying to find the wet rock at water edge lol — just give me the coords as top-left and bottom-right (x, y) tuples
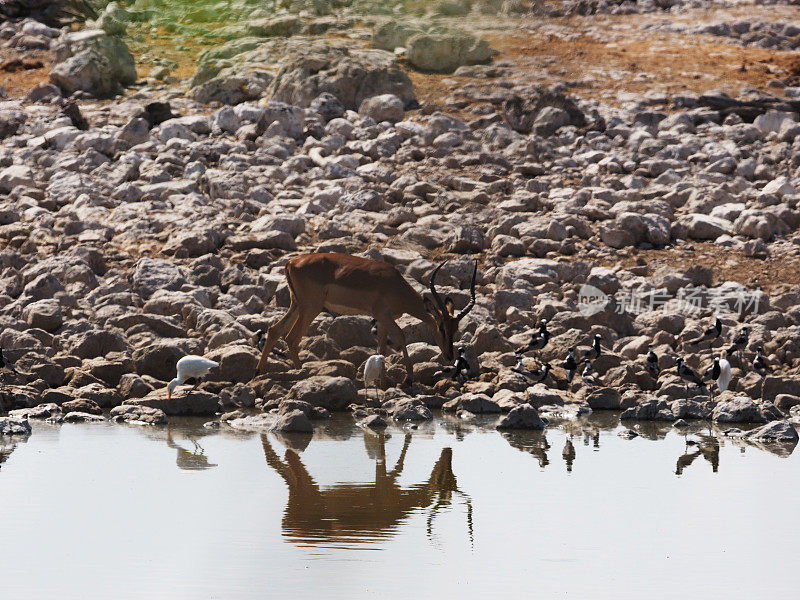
(62, 411), (105, 423)
(360, 414), (388, 429)
(0, 417), (32, 436)
(123, 391), (221, 417)
(388, 399), (433, 422)
(496, 405), (546, 430)
(110, 405), (168, 425)
(274, 409), (313, 433)
(288, 376), (359, 411)
(9, 403), (62, 421)
(746, 421), (799, 443)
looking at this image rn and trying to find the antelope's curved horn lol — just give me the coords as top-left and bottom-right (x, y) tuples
(456, 259), (478, 321)
(428, 260), (449, 313)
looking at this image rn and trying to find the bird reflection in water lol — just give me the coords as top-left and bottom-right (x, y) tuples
(675, 433), (720, 475)
(499, 430), (551, 468)
(261, 431), (473, 546)
(166, 428), (217, 471)
(562, 437), (576, 473)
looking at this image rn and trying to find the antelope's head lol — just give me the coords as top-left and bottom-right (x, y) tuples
(423, 259), (478, 362)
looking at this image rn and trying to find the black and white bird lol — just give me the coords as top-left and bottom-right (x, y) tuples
(529, 362), (553, 384)
(582, 359), (598, 381)
(677, 358), (706, 398)
(703, 357), (721, 397)
(688, 317), (722, 346)
(254, 329), (266, 352)
(584, 334), (602, 360)
(452, 346), (473, 383)
(753, 347), (771, 377)
(645, 345), (660, 379)
(518, 320), (550, 355)
(728, 326), (749, 361)
(561, 347), (578, 383)
(512, 353), (530, 377)
(0, 348), (16, 374)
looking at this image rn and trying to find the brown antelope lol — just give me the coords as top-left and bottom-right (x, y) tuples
(254, 253), (478, 384)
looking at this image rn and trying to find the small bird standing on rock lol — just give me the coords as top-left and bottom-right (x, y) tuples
(677, 358), (706, 399)
(512, 353), (530, 378)
(584, 334), (602, 360)
(167, 355), (219, 400)
(255, 329), (266, 352)
(582, 359), (599, 384)
(753, 347), (771, 377)
(703, 357), (721, 398)
(518, 320), (549, 356)
(561, 347), (578, 383)
(688, 317), (722, 347)
(363, 354), (386, 401)
(645, 345), (660, 379)
(452, 346), (473, 383)
(529, 362), (553, 385)
(728, 326), (749, 363)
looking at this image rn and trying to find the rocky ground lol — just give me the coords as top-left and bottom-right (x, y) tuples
(0, 0), (799, 446)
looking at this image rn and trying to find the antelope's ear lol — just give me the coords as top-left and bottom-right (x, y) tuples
(444, 296), (455, 317)
(423, 296), (439, 316)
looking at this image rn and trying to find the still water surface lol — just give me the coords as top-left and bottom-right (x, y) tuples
(0, 413), (797, 600)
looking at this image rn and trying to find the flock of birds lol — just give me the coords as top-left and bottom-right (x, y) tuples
(501, 316), (772, 399)
(0, 311), (773, 404)
(149, 315), (777, 401)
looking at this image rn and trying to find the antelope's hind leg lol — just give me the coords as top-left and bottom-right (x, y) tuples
(284, 306), (323, 369)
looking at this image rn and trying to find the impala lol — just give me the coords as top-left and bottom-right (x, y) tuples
(254, 252), (478, 384)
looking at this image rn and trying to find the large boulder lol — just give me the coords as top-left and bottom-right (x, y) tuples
(373, 21), (494, 74)
(288, 376), (358, 410)
(274, 409), (314, 433)
(268, 41), (415, 110)
(503, 86), (588, 135)
(205, 345), (259, 383)
(124, 390), (220, 416)
(132, 258), (187, 299)
(406, 31), (493, 73)
(746, 421), (799, 443)
(50, 29), (136, 97)
(712, 396), (775, 423)
(442, 393), (502, 413)
(389, 399), (433, 421)
(496, 404), (546, 430)
(22, 299), (62, 332)
(359, 94), (404, 123)
(255, 101), (304, 138)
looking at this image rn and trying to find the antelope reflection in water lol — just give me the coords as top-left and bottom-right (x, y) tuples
(166, 428), (217, 471)
(261, 431), (473, 545)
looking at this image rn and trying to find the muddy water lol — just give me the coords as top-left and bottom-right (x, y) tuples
(0, 414), (797, 600)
